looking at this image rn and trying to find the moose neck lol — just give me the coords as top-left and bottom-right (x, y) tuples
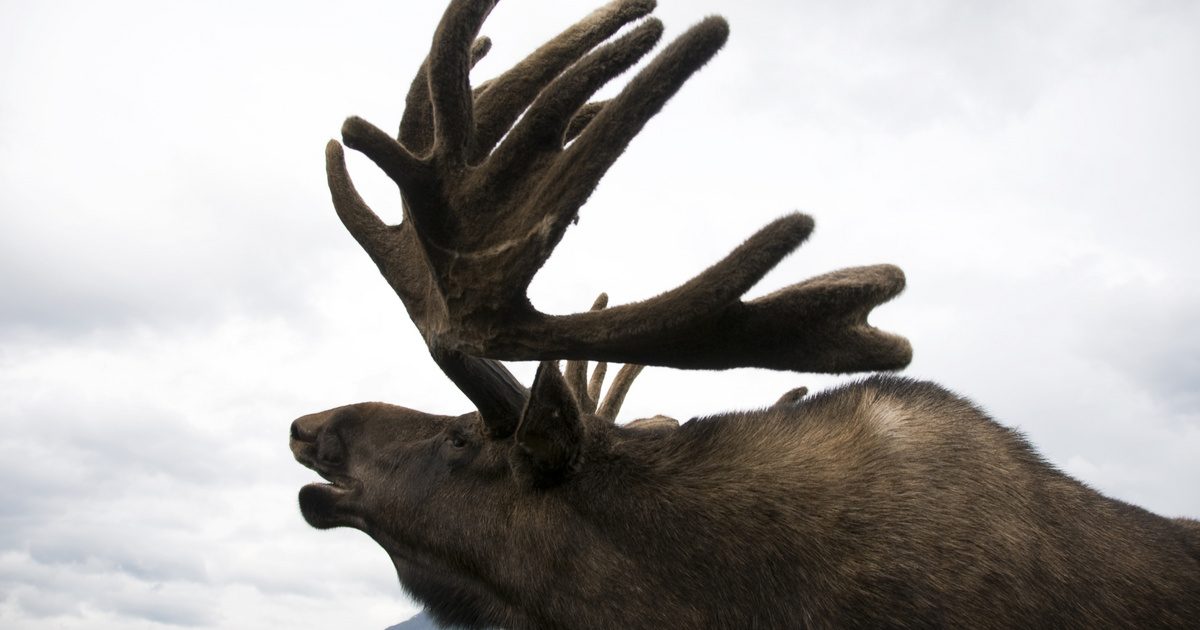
(401, 419), (834, 629)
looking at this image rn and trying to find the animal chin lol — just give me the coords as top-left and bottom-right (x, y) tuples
(296, 461), (359, 529)
(298, 481), (353, 529)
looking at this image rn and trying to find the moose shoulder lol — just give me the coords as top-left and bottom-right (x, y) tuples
(292, 0), (1200, 627)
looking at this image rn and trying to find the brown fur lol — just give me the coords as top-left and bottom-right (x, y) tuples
(291, 373), (1200, 629)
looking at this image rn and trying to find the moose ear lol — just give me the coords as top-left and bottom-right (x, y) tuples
(513, 361), (584, 485)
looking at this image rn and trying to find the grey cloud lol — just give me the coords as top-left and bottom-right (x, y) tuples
(1074, 287), (1200, 419)
(707, 0), (1193, 132)
(0, 0), (399, 338)
(1, 550), (217, 627)
(0, 151), (338, 336)
(0, 299), (425, 627)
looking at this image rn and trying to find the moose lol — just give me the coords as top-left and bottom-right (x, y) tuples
(290, 0), (1200, 627)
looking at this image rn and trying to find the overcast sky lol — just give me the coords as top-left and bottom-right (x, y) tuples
(2, 0), (1198, 628)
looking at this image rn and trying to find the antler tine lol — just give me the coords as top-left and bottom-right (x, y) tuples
(564, 358), (591, 412)
(479, 19), (663, 191)
(564, 100), (607, 144)
(341, 118), (429, 198)
(727, 265), (913, 371)
(400, 36), (493, 154)
(596, 363), (645, 421)
(563, 293), (650, 421)
(325, 142), (390, 261)
(529, 17), (729, 236)
(774, 386), (809, 407)
(565, 293), (609, 414)
(586, 362), (608, 412)
(470, 0), (657, 162)
(428, 0), (498, 166)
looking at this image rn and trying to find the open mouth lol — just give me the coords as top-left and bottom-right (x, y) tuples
(304, 464), (355, 494)
(291, 439), (359, 528)
(301, 476), (352, 500)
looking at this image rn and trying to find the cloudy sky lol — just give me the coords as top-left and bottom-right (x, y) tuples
(2, 0), (1198, 627)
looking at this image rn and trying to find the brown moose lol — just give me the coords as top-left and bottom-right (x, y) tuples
(291, 1), (1200, 628)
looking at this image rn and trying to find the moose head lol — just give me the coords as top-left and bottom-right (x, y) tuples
(290, 336), (677, 624)
(291, 1), (1199, 628)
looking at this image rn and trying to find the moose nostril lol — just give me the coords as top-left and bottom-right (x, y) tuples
(290, 419), (304, 441)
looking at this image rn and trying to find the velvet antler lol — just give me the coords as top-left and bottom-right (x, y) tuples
(326, 0), (911, 434)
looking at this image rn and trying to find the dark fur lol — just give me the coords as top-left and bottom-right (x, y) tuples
(292, 374), (1200, 629)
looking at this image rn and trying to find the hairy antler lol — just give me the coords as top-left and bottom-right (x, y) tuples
(326, 0), (911, 434)
(565, 293), (647, 421)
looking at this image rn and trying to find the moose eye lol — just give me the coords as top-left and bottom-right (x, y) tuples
(448, 434), (468, 449)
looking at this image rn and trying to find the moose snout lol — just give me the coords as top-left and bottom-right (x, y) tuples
(290, 410), (350, 471)
(290, 412), (327, 443)
(290, 416), (316, 463)
(289, 418), (307, 441)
